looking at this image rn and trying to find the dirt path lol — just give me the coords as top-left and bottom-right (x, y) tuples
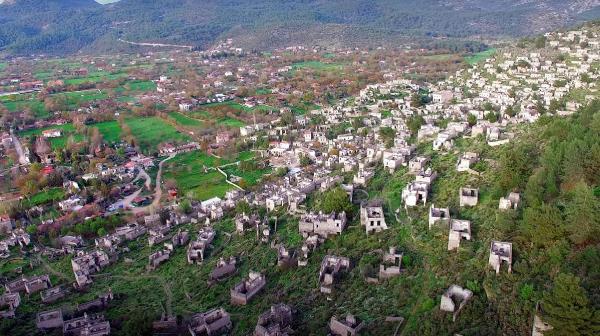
(132, 154), (175, 214)
(10, 130), (29, 165)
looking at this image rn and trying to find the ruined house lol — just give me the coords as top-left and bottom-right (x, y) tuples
(72, 250), (110, 288)
(428, 205), (450, 229)
(5, 274), (51, 295)
(254, 303), (293, 336)
(489, 241), (513, 273)
(329, 314), (364, 336)
(319, 255), (351, 294)
(408, 156), (430, 174)
(235, 213), (262, 234)
(172, 230), (190, 247)
(440, 285), (473, 322)
(210, 257), (237, 282)
(402, 181), (429, 207)
(40, 286), (67, 304)
(36, 309), (64, 330)
(76, 290), (114, 313)
(298, 211), (347, 238)
(459, 187), (479, 207)
(188, 308), (232, 336)
(188, 227), (216, 264)
(0, 292), (20, 318)
(148, 248), (172, 271)
(499, 192), (521, 210)
(379, 247), (403, 279)
(277, 245), (297, 268)
(456, 152), (479, 172)
(230, 271), (266, 305)
(63, 313), (110, 336)
(360, 200), (387, 235)
(298, 235), (319, 267)
(448, 219), (472, 251)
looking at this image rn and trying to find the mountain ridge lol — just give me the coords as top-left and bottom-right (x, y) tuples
(0, 0), (598, 56)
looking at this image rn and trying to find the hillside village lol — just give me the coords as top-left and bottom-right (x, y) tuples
(0, 23), (599, 336)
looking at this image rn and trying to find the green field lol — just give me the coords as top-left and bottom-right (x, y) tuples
(290, 61), (344, 73)
(63, 71), (128, 85)
(168, 112), (204, 127)
(125, 117), (191, 152)
(92, 121), (122, 143)
(22, 187), (65, 208)
(222, 164), (272, 185)
(465, 48), (497, 65)
(217, 117), (245, 127)
(18, 123), (84, 149)
(163, 150), (257, 199)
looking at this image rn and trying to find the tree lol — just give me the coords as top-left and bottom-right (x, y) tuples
(378, 126), (395, 148)
(542, 273), (598, 336)
(564, 181), (600, 245)
(467, 114), (477, 126)
(407, 115), (425, 135)
(410, 93), (423, 108)
(521, 204), (564, 248)
(317, 187), (353, 215)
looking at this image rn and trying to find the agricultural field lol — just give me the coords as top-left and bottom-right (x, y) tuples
(124, 117), (191, 153)
(168, 112), (204, 128)
(464, 48), (497, 65)
(92, 121), (122, 143)
(18, 123), (84, 149)
(21, 187), (66, 208)
(290, 60), (344, 74)
(162, 150), (257, 200)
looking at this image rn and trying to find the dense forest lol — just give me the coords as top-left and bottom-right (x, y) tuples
(0, 0), (598, 55)
(486, 100), (600, 335)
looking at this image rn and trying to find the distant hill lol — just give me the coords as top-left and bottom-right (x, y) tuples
(0, 0), (598, 56)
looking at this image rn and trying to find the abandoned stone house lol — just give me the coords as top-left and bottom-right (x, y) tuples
(499, 192), (521, 210)
(379, 247), (403, 279)
(456, 152), (479, 172)
(72, 250), (110, 288)
(298, 235), (319, 267)
(63, 313), (110, 336)
(448, 219), (472, 251)
(148, 224), (172, 246)
(329, 314), (364, 336)
(188, 227), (216, 264)
(40, 286), (67, 304)
(277, 245), (297, 268)
(188, 308), (232, 336)
(428, 205), (450, 229)
(210, 257), (237, 282)
(144, 213), (162, 226)
(415, 168), (438, 184)
(360, 200), (387, 234)
(459, 187), (479, 207)
(172, 230), (190, 247)
(254, 303), (293, 336)
(5, 274), (51, 295)
(319, 255), (351, 294)
(489, 241), (513, 273)
(440, 285), (473, 322)
(76, 290), (114, 313)
(408, 156), (430, 173)
(402, 181), (429, 207)
(230, 271), (267, 305)
(235, 213), (262, 234)
(0, 292), (20, 318)
(148, 248), (172, 271)
(36, 308), (63, 330)
(298, 211), (347, 238)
